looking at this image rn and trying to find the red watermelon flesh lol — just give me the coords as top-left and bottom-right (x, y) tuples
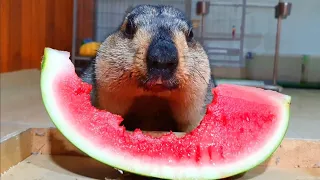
(41, 48), (291, 179)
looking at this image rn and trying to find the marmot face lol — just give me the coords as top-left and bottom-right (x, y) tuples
(95, 5), (210, 97)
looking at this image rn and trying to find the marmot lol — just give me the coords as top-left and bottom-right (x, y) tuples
(81, 5), (215, 133)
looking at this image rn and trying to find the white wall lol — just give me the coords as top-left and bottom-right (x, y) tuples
(279, 0), (320, 56)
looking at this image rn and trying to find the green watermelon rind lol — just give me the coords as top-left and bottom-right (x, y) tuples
(40, 47), (291, 180)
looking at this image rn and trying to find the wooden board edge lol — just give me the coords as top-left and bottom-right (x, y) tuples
(0, 129), (32, 174)
(31, 127), (87, 157)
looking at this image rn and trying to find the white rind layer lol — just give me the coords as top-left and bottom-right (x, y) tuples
(40, 47), (291, 180)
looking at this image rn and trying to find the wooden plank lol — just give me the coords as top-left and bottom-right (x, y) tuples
(8, 0), (22, 72)
(76, 0), (95, 53)
(0, 129), (32, 174)
(30, 0), (47, 70)
(53, 0), (73, 52)
(31, 128), (86, 156)
(0, 0), (10, 72)
(21, 0), (33, 70)
(45, 0), (55, 49)
(0, 0), (74, 73)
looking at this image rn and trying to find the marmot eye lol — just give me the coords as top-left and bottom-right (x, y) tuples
(124, 20), (135, 38)
(186, 29), (194, 42)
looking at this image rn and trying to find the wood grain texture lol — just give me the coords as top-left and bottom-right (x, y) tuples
(0, 129), (31, 174)
(21, 0), (33, 69)
(0, 0), (10, 72)
(76, 0), (95, 55)
(0, 0), (94, 73)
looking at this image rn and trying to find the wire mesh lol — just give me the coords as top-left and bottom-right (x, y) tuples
(202, 3), (245, 67)
(94, 0), (187, 42)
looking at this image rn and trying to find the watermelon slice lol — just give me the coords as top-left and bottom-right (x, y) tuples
(40, 47), (291, 179)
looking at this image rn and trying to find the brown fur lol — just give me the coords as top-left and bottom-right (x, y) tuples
(81, 5), (212, 132)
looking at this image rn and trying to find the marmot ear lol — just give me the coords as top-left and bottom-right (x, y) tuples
(120, 17), (136, 39)
(120, 6), (136, 39)
(119, 5), (134, 32)
(124, 19), (136, 38)
(186, 28), (194, 42)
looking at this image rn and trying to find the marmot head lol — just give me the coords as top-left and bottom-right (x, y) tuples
(95, 5), (210, 97)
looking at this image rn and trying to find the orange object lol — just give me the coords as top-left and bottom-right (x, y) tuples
(79, 42), (101, 57)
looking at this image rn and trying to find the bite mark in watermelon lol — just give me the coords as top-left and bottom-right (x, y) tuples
(40, 48), (291, 180)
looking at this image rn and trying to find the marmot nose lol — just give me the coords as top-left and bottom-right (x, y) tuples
(146, 40), (178, 75)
